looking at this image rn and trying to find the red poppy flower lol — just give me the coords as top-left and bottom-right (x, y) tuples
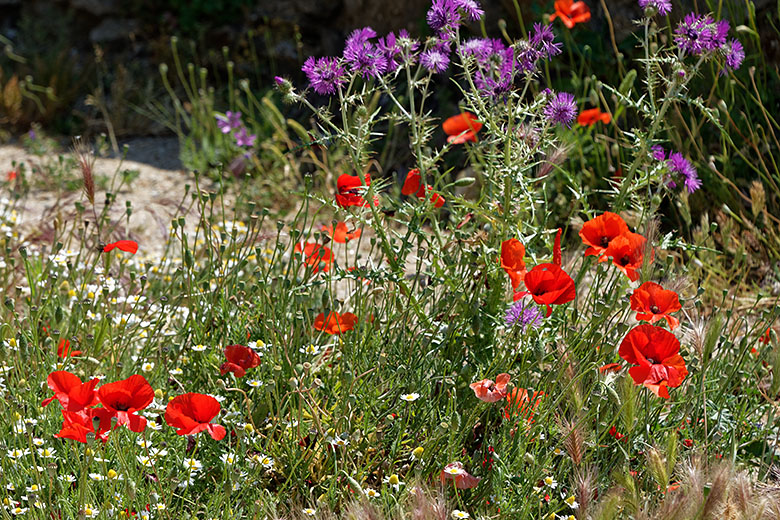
(294, 242), (334, 273)
(443, 112), (482, 144)
(577, 108), (611, 126)
(759, 328), (772, 345)
(549, 0), (591, 28)
(103, 240), (139, 254)
(618, 324), (688, 399)
(440, 462), (481, 489)
(578, 212), (629, 259)
(604, 232), (650, 282)
(335, 173), (378, 208)
(500, 238), (527, 290)
(94, 374), (155, 432)
(630, 281), (682, 330)
(401, 169), (445, 208)
(220, 344), (261, 378)
(599, 363), (622, 374)
(518, 229), (576, 316)
(321, 222), (361, 243)
(314, 311), (357, 335)
(57, 338), (82, 358)
(56, 410), (97, 443)
(6, 170), (17, 181)
(470, 373), (510, 403)
(165, 393), (226, 440)
(503, 388), (544, 422)
(42, 371), (99, 411)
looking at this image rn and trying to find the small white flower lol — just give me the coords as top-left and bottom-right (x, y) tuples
(220, 453), (237, 465)
(302, 508), (316, 517)
(141, 362), (154, 373)
(400, 392), (420, 402)
(183, 458), (203, 472)
(246, 379), (262, 388)
(192, 344), (208, 352)
(88, 473), (106, 481)
(544, 476), (558, 488)
(364, 488), (380, 498)
(169, 367), (183, 376)
(36, 448), (56, 459)
(7, 448), (29, 459)
(299, 344), (321, 355)
(451, 510), (470, 519)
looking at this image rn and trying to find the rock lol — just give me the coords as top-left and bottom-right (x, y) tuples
(89, 18), (139, 44)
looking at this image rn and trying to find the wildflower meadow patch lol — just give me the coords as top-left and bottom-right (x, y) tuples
(1, 0), (779, 519)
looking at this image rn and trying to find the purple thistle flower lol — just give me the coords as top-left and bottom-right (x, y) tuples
(453, 0), (484, 21)
(378, 32), (403, 73)
(301, 56), (348, 95)
(529, 23), (562, 60)
(420, 48), (450, 73)
(638, 0), (672, 16)
(723, 38), (744, 72)
(651, 145), (666, 161)
(234, 127), (256, 148)
(471, 39), (516, 98)
(427, 0), (461, 34)
(343, 27), (388, 79)
(667, 152), (701, 193)
(544, 91), (577, 127)
(674, 13), (724, 56)
(505, 299), (543, 330)
(460, 37), (493, 58)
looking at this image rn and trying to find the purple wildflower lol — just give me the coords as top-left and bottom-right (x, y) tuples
(544, 92), (577, 127)
(427, 0), (461, 35)
(460, 37), (493, 58)
(343, 27), (387, 79)
(651, 145), (666, 161)
(667, 152), (701, 193)
(453, 0), (484, 21)
(234, 127), (257, 148)
(505, 299), (543, 330)
(378, 32), (403, 72)
(420, 48), (450, 73)
(638, 0), (672, 16)
(216, 111), (242, 134)
(301, 56), (348, 95)
(529, 23), (562, 60)
(723, 38), (744, 72)
(28, 129), (36, 140)
(674, 13), (724, 56)
(473, 39), (516, 97)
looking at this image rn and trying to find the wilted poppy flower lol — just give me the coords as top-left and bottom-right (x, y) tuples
(604, 232), (650, 282)
(57, 338), (82, 358)
(335, 173), (378, 208)
(500, 239), (526, 290)
(314, 311), (357, 335)
(94, 375), (155, 433)
(294, 242), (334, 273)
(443, 112), (482, 144)
(321, 222), (361, 243)
(579, 212), (629, 259)
(440, 462), (481, 489)
(165, 393), (226, 440)
(220, 344), (261, 378)
(401, 169), (446, 208)
(577, 108), (611, 126)
(549, 0), (591, 28)
(619, 324), (688, 399)
(103, 240), (138, 254)
(42, 371), (99, 411)
(470, 373), (510, 403)
(630, 281), (682, 330)
(503, 388), (544, 422)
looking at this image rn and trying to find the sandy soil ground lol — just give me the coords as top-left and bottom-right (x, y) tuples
(0, 138), (214, 258)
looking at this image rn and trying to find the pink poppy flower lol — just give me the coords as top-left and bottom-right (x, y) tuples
(469, 373), (510, 403)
